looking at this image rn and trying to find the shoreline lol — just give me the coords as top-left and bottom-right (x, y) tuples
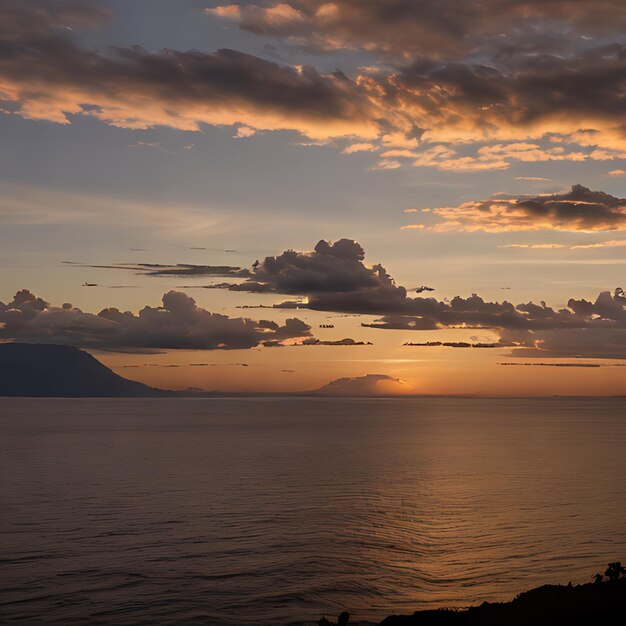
(316, 572), (626, 626)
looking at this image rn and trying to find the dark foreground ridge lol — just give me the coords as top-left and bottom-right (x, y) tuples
(0, 343), (168, 397)
(379, 579), (626, 625)
(319, 564), (626, 626)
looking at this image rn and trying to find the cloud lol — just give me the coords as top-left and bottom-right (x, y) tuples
(374, 48), (626, 165)
(0, 181), (228, 235)
(496, 289), (626, 358)
(608, 169), (626, 177)
(500, 327), (626, 359)
(369, 159), (403, 171)
(404, 341), (509, 348)
(502, 239), (626, 250)
(212, 239), (626, 356)
(342, 142), (378, 154)
(2, 1), (626, 161)
(226, 236), (626, 358)
(0, 289), (312, 351)
(0, 0), (378, 140)
(299, 337), (372, 345)
(6, 239), (626, 360)
(63, 262), (251, 278)
(314, 373), (412, 396)
(234, 125), (257, 138)
(498, 362), (624, 367)
(404, 185), (626, 232)
(208, 1), (626, 58)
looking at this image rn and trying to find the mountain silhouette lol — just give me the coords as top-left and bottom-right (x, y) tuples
(0, 343), (167, 397)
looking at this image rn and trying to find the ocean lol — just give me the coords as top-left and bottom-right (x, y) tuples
(1, 397), (625, 624)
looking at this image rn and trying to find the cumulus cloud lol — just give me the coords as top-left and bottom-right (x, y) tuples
(228, 238), (626, 359)
(213, 239), (626, 360)
(0, 289), (311, 351)
(372, 288), (626, 359)
(495, 289), (626, 358)
(314, 373), (412, 396)
(404, 185), (626, 232)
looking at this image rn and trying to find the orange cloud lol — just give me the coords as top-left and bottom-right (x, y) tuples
(502, 239), (626, 250)
(410, 185), (626, 232)
(2, 1), (626, 166)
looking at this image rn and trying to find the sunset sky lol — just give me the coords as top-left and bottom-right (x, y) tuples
(1, 0), (625, 395)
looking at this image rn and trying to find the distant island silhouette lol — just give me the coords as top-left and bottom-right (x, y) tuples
(0, 344), (417, 398)
(0, 343), (167, 397)
(2, 343), (624, 399)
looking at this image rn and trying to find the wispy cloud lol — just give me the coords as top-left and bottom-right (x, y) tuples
(0, 181), (230, 237)
(502, 240), (626, 250)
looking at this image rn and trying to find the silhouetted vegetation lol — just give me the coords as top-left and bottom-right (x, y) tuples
(317, 565), (626, 626)
(376, 564), (626, 625)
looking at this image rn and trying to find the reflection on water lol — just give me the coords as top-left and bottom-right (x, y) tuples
(1, 397), (626, 624)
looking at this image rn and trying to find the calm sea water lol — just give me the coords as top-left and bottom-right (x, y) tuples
(1, 397), (626, 625)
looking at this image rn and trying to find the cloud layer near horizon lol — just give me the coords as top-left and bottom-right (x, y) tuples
(0, 289), (312, 351)
(1, 1), (626, 166)
(213, 237), (626, 358)
(3, 235), (626, 358)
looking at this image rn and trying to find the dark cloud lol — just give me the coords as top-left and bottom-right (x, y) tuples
(362, 288), (626, 336)
(0, 0), (110, 33)
(221, 239), (415, 315)
(248, 239), (395, 295)
(300, 337), (372, 345)
(216, 240), (626, 342)
(1, 1), (626, 159)
(208, 1), (626, 58)
(0, 289), (312, 351)
(392, 45), (626, 123)
(498, 362), (624, 367)
(212, 237), (626, 360)
(495, 289), (626, 358)
(0, 0), (376, 138)
(404, 341), (509, 348)
(119, 362), (250, 368)
(65, 261), (251, 278)
(500, 327), (626, 359)
(413, 186), (626, 232)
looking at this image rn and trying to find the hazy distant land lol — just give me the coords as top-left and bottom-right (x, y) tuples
(2, 344), (624, 399)
(0, 343), (168, 397)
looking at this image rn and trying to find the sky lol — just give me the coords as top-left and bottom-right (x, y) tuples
(0, 0), (625, 395)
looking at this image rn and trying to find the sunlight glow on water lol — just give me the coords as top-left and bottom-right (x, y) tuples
(1, 397), (626, 624)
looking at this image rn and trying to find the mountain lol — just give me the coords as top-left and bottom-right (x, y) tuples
(314, 374), (413, 396)
(0, 343), (167, 397)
